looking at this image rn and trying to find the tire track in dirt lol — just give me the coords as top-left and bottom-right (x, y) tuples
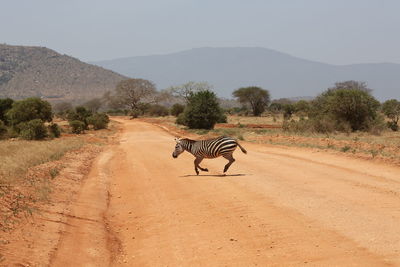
(49, 150), (121, 266)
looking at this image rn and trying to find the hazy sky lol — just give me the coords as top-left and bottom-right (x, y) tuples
(1, 0), (399, 64)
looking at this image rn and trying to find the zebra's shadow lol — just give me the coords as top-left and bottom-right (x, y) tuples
(180, 174), (247, 178)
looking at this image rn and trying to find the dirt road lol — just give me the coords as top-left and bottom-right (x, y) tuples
(51, 119), (400, 266)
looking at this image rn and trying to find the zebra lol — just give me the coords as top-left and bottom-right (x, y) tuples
(172, 136), (247, 175)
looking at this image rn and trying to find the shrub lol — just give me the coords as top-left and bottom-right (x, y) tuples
(309, 82), (381, 132)
(181, 90), (225, 129)
(170, 103), (185, 117)
(69, 120), (86, 134)
(387, 121), (399, 131)
(67, 106), (92, 128)
(0, 120), (7, 139)
(176, 113), (187, 126)
(0, 98), (14, 124)
(283, 104), (296, 120)
(87, 113), (110, 130)
(148, 104), (169, 117)
(18, 119), (48, 140)
(48, 123), (61, 138)
(217, 112), (227, 123)
(366, 114), (386, 135)
(6, 98), (52, 126)
(382, 99), (400, 131)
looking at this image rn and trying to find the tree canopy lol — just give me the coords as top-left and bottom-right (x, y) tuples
(232, 86), (270, 116)
(6, 97), (52, 126)
(179, 90), (226, 129)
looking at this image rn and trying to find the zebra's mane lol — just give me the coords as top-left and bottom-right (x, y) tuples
(181, 138), (196, 143)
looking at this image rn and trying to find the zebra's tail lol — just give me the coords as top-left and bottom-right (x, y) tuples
(236, 141), (247, 154)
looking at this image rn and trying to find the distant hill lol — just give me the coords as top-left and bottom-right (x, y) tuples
(93, 47), (400, 101)
(0, 44), (127, 101)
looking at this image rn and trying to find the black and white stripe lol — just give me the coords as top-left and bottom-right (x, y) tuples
(172, 136), (247, 175)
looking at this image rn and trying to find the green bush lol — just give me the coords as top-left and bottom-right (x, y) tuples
(87, 113), (110, 130)
(176, 112), (187, 126)
(148, 104), (169, 117)
(48, 123), (61, 138)
(309, 82), (381, 132)
(67, 106), (92, 128)
(382, 99), (400, 131)
(181, 90), (225, 129)
(0, 98), (14, 124)
(69, 120), (86, 134)
(18, 119), (48, 140)
(0, 120), (8, 139)
(283, 104), (296, 120)
(6, 98), (52, 126)
(170, 103), (185, 117)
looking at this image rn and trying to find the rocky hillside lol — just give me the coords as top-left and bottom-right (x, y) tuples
(0, 44), (127, 101)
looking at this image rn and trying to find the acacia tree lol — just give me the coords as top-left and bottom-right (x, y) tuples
(113, 79), (157, 117)
(382, 99), (400, 131)
(232, 86), (270, 116)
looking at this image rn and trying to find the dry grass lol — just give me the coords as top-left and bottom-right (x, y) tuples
(226, 114), (283, 126)
(0, 137), (84, 184)
(144, 115), (400, 164)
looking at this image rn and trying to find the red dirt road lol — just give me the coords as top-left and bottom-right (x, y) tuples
(50, 119), (400, 266)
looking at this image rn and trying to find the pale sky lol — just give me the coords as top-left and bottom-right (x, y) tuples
(1, 0), (399, 65)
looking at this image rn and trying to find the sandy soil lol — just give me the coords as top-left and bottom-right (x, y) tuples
(4, 118), (400, 266)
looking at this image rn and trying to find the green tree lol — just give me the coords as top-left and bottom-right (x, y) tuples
(0, 98), (14, 124)
(181, 90), (225, 129)
(6, 97), (52, 126)
(382, 99), (400, 131)
(310, 81), (381, 131)
(232, 86), (270, 116)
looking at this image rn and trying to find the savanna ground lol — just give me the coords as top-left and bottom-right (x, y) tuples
(1, 115), (400, 266)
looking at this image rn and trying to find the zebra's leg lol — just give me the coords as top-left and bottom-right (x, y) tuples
(194, 157), (207, 175)
(222, 154), (235, 173)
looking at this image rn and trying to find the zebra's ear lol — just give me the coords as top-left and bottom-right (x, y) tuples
(174, 137), (180, 143)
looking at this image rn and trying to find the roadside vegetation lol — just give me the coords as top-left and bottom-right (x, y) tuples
(110, 79), (399, 164)
(0, 96), (112, 231)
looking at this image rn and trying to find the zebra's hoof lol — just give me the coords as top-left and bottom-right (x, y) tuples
(204, 168), (208, 172)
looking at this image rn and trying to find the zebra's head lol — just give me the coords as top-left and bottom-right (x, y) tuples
(172, 138), (185, 158)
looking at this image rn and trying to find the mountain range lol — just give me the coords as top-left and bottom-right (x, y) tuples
(93, 47), (400, 101)
(0, 44), (127, 102)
